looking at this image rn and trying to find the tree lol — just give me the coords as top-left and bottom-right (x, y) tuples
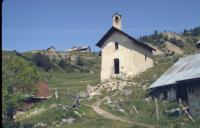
(2, 56), (40, 126)
(6, 57), (39, 94)
(58, 59), (66, 68)
(76, 56), (85, 66)
(33, 52), (53, 71)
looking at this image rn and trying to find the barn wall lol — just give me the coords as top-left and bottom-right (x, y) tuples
(189, 83), (200, 116)
(167, 87), (176, 101)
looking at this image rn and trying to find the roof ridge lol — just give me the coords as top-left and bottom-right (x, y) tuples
(96, 26), (155, 51)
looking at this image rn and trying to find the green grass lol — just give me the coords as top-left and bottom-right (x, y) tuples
(48, 71), (100, 90)
(100, 86), (200, 128)
(132, 55), (179, 85)
(18, 97), (135, 128)
(4, 50), (200, 128)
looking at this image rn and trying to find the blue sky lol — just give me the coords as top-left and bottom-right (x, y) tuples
(2, 0), (200, 52)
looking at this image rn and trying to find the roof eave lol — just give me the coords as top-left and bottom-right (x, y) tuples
(95, 26), (155, 51)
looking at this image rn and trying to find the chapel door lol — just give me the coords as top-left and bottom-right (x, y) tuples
(114, 58), (120, 74)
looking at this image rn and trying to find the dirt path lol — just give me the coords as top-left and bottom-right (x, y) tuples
(90, 96), (155, 128)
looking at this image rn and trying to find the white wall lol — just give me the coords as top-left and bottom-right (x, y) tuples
(101, 31), (153, 81)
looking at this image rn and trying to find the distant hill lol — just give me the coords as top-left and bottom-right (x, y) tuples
(2, 27), (200, 128)
(140, 26), (200, 55)
(2, 50), (101, 76)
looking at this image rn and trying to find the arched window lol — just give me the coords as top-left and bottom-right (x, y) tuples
(114, 58), (120, 74)
(115, 16), (119, 23)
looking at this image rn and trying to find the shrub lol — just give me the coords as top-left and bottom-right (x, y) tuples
(33, 53), (53, 71)
(76, 56), (85, 66)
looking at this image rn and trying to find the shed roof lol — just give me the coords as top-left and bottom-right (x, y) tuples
(96, 26), (155, 51)
(35, 82), (51, 98)
(149, 53), (200, 89)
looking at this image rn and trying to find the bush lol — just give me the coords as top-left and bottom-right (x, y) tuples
(33, 53), (53, 71)
(58, 59), (76, 72)
(2, 120), (19, 128)
(76, 56), (85, 66)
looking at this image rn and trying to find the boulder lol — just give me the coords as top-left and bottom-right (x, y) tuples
(78, 91), (89, 98)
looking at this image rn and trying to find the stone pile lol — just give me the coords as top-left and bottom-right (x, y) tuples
(87, 79), (135, 97)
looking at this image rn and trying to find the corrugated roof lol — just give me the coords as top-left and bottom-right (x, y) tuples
(149, 53), (200, 89)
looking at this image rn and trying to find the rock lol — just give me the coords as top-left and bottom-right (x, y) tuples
(62, 117), (76, 124)
(119, 108), (125, 113)
(179, 122), (186, 126)
(78, 91), (89, 98)
(49, 104), (57, 108)
(165, 108), (182, 116)
(61, 119), (68, 123)
(87, 85), (94, 97)
(142, 85), (147, 90)
(90, 70), (94, 73)
(145, 97), (152, 103)
(37, 122), (47, 127)
(55, 124), (60, 127)
(67, 117), (75, 124)
(106, 97), (112, 104)
(87, 79), (134, 97)
(122, 90), (133, 96)
(74, 110), (82, 117)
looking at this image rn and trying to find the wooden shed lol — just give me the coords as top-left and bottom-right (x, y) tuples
(149, 53), (200, 116)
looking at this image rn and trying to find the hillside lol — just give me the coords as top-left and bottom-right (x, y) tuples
(3, 51), (200, 128)
(2, 27), (200, 128)
(140, 26), (200, 55)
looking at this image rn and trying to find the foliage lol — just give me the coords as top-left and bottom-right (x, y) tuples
(183, 26), (200, 36)
(140, 26), (200, 53)
(33, 52), (53, 71)
(140, 30), (164, 45)
(2, 119), (20, 128)
(6, 57), (40, 94)
(58, 59), (78, 72)
(2, 56), (40, 126)
(76, 56), (85, 66)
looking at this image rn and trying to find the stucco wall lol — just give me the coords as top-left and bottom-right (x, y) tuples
(101, 31), (153, 81)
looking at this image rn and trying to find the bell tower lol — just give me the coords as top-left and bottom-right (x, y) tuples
(112, 13), (122, 30)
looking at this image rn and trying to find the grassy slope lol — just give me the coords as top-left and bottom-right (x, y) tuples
(3, 50), (200, 128)
(48, 71), (100, 90)
(99, 55), (200, 128)
(15, 70), (133, 128)
(100, 86), (200, 128)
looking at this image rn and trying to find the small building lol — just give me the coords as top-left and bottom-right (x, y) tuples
(78, 46), (91, 52)
(66, 46), (91, 52)
(35, 82), (51, 99)
(149, 53), (200, 116)
(23, 82), (51, 105)
(96, 13), (155, 81)
(47, 46), (56, 52)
